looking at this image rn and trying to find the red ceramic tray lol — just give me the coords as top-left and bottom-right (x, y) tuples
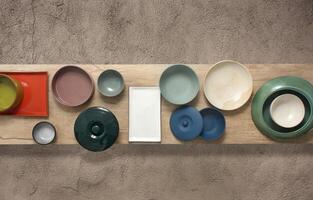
(0, 72), (48, 117)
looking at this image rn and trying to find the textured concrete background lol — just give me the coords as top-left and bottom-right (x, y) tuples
(0, 0), (313, 199)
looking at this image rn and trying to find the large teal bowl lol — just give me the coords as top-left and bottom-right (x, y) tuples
(252, 76), (313, 140)
(159, 65), (200, 105)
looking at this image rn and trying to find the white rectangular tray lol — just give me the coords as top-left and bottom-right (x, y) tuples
(129, 87), (161, 142)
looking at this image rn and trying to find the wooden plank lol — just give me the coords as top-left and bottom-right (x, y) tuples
(0, 64), (312, 144)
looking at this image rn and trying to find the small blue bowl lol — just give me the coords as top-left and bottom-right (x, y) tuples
(170, 106), (203, 141)
(200, 108), (225, 141)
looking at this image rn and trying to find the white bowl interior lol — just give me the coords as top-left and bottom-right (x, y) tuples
(33, 123), (56, 144)
(270, 94), (305, 128)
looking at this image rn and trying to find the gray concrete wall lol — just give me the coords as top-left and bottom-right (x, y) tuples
(0, 0), (312, 199)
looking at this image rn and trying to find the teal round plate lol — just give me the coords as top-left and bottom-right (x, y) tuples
(74, 107), (119, 152)
(252, 76), (313, 140)
(159, 65), (200, 105)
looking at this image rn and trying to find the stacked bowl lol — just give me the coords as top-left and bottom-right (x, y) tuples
(252, 76), (313, 140)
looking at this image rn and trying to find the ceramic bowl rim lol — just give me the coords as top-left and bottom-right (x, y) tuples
(52, 65), (95, 107)
(262, 87), (313, 135)
(269, 93), (305, 128)
(204, 60), (253, 110)
(32, 121), (56, 145)
(159, 64), (200, 105)
(97, 69), (125, 97)
(252, 76), (313, 140)
(0, 74), (23, 112)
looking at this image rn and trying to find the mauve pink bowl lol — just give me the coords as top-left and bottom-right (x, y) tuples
(52, 66), (94, 107)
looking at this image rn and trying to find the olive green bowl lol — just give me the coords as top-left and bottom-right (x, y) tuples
(0, 74), (23, 113)
(251, 76), (313, 140)
(159, 65), (200, 105)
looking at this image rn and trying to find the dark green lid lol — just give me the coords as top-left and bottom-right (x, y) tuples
(74, 107), (119, 152)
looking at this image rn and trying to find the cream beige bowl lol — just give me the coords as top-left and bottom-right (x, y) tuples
(204, 60), (253, 110)
(270, 94), (305, 128)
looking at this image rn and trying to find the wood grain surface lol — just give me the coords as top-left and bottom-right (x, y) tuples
(0, 64), (312, 144)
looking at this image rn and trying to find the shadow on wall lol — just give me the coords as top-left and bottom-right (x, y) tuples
(0, 144), (312, 163)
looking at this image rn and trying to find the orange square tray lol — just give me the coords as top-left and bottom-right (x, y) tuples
(0, 72), (48, 117)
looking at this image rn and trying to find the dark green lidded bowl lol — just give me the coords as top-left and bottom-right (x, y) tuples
(74, 107), (119, 152)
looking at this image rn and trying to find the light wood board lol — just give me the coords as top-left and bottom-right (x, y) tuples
(0, 64), (312, 144)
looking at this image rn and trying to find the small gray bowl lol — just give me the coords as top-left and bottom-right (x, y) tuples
(32, 121), (56, 145)
(97, 69), (125, 97)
